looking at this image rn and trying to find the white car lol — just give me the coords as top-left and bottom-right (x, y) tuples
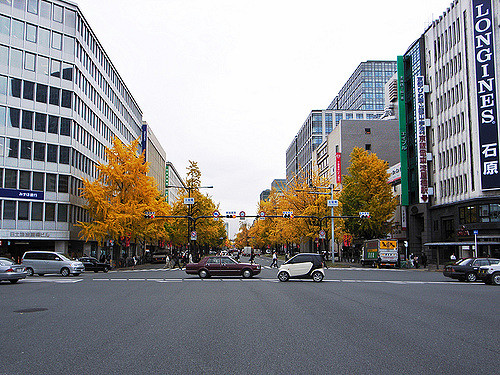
(277, 253), (325, 282)
(477, 262), (500, 285)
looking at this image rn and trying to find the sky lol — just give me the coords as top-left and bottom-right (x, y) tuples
(75, 0), (454, 237)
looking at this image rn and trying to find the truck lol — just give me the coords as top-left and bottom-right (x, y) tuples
(360, 239), (398, 267)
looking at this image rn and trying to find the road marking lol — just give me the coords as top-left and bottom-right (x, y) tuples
(23, 278), (82, 283)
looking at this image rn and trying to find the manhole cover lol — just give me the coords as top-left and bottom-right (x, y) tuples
(14, 308), (48, 313)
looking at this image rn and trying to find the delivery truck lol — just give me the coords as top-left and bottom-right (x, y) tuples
(360, 239), (398, 267)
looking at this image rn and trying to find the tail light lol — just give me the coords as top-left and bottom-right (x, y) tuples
(6, 268), (14, 272)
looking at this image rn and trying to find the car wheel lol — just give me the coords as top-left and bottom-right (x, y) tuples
(25, 267), (34, 277)
(10, 279), (19, 284)
(242, 269), (253, 278)
(278, 271), (289, 282)
(312, 271), (324, 282)
(466, 272), (477, 282)
(61, 267), (70, 277)
(198, 269), (209, 279)
(492, 272), (500, 286)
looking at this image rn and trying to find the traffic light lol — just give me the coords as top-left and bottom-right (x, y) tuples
(283, 211), (294, 218)
(359, 211), (370, 219)
(225, 211), (236, 218)
(144, 211), (155, 219)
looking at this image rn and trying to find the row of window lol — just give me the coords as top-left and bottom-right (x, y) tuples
(438, 143), (467, 170)
(0, 0), (76, 28)
(435, 53), (462, 88)
(0, 44), (74, 81)
(0, 106), (71, 135)
(439, 174), (468, 198)
(0, 167), (69, 192)
(2, 137), (70, 163)
(436, 82), (463, 115)
(459, 204), (500, 224)
(434, 15), (461, 61)
(0, 199), (68, 221)
(437, 112), (465, 141)
(4, 78), (72, 107)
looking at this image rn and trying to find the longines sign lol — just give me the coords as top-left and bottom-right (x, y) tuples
(473, 0), (500, 189)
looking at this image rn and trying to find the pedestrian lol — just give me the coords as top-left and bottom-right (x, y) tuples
(188, 252), (193, 264)
(164, 254), (170, 269)
(421, 253), (427, 268)
(270, 251), (278, 268)
(450, 253), (457, 262)
(284, 251), (289, 262)
(249, 250), (255, 265)
(133, 255), (137, 270)
(409, 253), (414, 267)
(414, 255), (419, 269)
(172, 252), (181, 269)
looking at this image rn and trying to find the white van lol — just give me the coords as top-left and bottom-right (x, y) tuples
(22, 251), (85, 277)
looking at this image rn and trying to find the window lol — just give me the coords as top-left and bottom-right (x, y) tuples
(33, 142), (45, 161)
(18, 201), (29, 220)
(64, 9), (76, 28)
(36, 84), (47, 103)
(59, 146), (70, 164)
(19, 170), (30, 189)
(23, 81), (34, 100)
(62, 63), (73, 81)
(57, 203), (68, 222)
(32, 171), (44, 190)
(4, 169), (17, 188)
(26, 24), (37, 42)
(51, 31), (62, 50)
(38, 27), (49, 48)
(40, 1), (51, 19)
(365, 144), (371, 151)
(3, 200), (15, 220)
(63, 36), (74, 54)
(0, 15), (10, 36)
(0, 45), (8, 66)
(0, 106), (5, 127)
(50, 60), (61, 78)
(53, 4), (63, 23)
(20, 140), (31, 159)
(9, 78), (21, 97)
(11, 19), (23, 40)
(45, 202), (55, 221)
(8, 108), (20, 127)
(27, 0), (38, 14)
(60, 118), (71, 136)
(61, 89), (71, 108)
(46, 173), (56, 191)
(58, 174), (68, 193)
(37, 56), (49, 75)
(47, 144), (57, 162)
(365, 128), (371, 134)
(21, 110), (33, 129)
(35, 112), (46, 131)
(49, 87), (59, 105)
(48, 115), (58, 133)
(13, 0), (26, 10)
(24, 52), (35, 71)
(7, 138), (18, 158)
(31, 202), (43, 221)
(10, 48), (22, 69)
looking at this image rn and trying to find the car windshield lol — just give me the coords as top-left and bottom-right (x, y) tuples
(58, 254), (72, 261)
(456, 258), (473, 266)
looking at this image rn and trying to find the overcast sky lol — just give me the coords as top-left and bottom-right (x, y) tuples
(75, 0), (453, 235)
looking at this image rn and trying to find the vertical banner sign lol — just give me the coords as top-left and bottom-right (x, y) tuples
(141, 123), (148, 162)
(414, 75), (429, 203)
(397, 56), (409, 205)
(335, 153), (341, 184)
(165, 166), (169, 202)
(473, 0), (500, 190)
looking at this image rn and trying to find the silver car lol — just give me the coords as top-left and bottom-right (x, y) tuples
(22, 251), (85, 277)
(0, 258), (27, 284)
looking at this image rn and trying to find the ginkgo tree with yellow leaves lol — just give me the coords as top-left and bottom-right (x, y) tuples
(77, 137), (170, 252)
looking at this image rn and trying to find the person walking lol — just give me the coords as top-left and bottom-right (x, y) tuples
(249, 250), (255, 265)
(421, 252), (427, 268)
(164, 254), (170, 269)
(270, 251), (278, 268)
(172, 252), (181, 269)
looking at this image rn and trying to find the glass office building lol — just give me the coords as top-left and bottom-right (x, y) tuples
(0, 0), (143, 260)
(327, 60), (397, 111)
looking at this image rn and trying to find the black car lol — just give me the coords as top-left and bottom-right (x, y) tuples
(79, 257), (110, 273)
(443, 258), (499, 282)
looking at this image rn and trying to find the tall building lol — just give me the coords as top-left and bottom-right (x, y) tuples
(327, 60), (397, 111)
(143, 121), (166, 197)
(286, 109), (384, 183)
(398, 0), (500, 261)
(0, 0), (145, 260)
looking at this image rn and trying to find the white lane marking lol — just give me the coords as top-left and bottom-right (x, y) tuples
(23, 278), (82, 283)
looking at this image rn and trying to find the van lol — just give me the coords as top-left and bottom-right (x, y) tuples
(22, 251), (85, 277)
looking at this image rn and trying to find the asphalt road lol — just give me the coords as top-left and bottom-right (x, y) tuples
(1, 260), (499, 375)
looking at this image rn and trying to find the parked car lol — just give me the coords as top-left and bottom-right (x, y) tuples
(21, 251), (85, 277)
(185, 256), (261, 279)
(477, 262), (500, 285)
(78, 256), (110, 273)
(277, 253), (325, 282)
(0, 258), (27, 284)
(443, 258), (499, 282)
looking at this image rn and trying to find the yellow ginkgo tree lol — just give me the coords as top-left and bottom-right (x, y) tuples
(77, 137), (170, 247)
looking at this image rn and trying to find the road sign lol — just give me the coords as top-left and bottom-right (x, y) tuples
(213, 210), (220, 218)
(473, 230), (479, 235)
(184, 198), (195, 205)
(190, 231), (197, 240)
(144, 211), (155, 218)
(327, 200), (339, 207)
(259, 211), (266, 220)
(319, 229), (326, 239)
(359, 211), (371, 218)
(225, 211), (237, 218)
(282, 211), (294, 218)
(239, 211), (246, 219)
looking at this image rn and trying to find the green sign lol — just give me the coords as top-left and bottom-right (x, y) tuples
(397, 56), (409, 206)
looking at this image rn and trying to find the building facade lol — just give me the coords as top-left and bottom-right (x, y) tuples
(399, 0), (500, 262)
(0, 0), (145, 260)
(327, 60), (397, 111)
